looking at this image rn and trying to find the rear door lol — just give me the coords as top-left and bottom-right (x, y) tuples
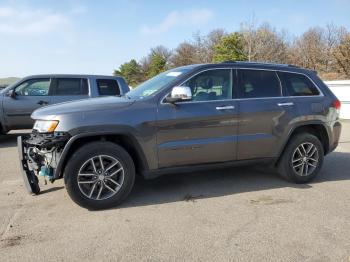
(3, 78), (52, 129)
(96, 79), (121, 96)
(50, 78), (89, 104)
(237, 69), (298, 160)
(156, 68), (239, 168)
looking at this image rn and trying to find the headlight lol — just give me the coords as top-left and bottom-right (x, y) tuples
(33, 120), (59, 133)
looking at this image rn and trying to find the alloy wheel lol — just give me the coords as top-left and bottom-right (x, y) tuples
(77, 155), (124, 200)
(292, 142), (319, 176)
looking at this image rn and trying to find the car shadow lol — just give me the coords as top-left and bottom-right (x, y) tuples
(118, 151), (350, 209)
(40, 186), (65, 194)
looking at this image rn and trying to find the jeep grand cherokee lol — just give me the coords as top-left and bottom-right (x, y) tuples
(18, 62), (342, 209)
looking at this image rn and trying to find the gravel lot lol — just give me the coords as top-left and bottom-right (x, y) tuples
(1, 121), (350, 261)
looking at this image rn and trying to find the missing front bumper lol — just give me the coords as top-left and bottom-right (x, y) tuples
(17, 132), (69, 194)
(17, 136), (40, 194)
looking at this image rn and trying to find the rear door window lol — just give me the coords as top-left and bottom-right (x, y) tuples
(278, 72), (320, 96)
(97, 79), (120, 96)
(55, 78), (88, 95)
(237, 70), (281, 98)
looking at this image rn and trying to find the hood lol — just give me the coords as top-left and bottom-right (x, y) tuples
(32, 96), (135, 120)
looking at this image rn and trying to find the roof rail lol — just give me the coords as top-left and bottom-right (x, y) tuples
(220, 60), (300, 68)
(220, 60), (236, 64)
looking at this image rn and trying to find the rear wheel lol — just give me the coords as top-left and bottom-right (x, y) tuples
(64, 141), (135, 209)
(278, 133), (324, 183)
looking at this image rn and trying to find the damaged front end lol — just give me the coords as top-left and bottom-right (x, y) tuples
(18, 131), (70, 194)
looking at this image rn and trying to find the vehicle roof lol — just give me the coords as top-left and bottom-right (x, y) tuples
(22, 74), (122, 79)
(192, 61), (315, 74)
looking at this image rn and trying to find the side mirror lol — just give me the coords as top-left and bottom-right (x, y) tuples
(6, 89), (16, 98)
(165, 86), (192, 103)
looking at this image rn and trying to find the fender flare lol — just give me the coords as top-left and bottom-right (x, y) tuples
(276, 120), (331, 161)
(54, 131), (148, 179)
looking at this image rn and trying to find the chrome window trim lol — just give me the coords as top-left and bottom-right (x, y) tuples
(160, 67), (324, 105)
(14, 77), (52, 97)
(237, 69), (283, 98)
(235, 67), (324, 98)
(274, 69), (323, 97)
(160, 68), (233, 105)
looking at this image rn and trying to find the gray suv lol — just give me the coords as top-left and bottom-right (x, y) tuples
(0, 74), (129, 134)
(18, 62), (342, 209)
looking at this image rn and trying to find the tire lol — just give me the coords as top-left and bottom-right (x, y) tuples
(0, 124), (5, 135)
(64, 141), (135, 210)
(277, 133), (324, 183)
(30, 172), (40, 195)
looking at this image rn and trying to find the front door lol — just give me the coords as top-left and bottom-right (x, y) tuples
(156, 69), (239, 168)
(3, 78), (52, 129)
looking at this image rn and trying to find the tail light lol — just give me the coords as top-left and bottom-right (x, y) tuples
(331, 99), (341, 116)
(332, 99), (341, 110)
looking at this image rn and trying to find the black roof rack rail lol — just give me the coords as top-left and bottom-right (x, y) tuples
(220, 60), (300, 68)
(220, 60), (236, 64)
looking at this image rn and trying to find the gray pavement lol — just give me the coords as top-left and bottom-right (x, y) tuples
(1, 121), (350, 261)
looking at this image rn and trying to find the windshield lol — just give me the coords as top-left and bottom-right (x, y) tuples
(0, 78), (22, 94)
(125, 67), (193, 99)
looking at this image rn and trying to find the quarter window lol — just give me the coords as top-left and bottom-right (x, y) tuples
(55, 78), (88, 95)
(238, 70), (281, 98)
(279, 72), (320, 96)
(97, 79), (120, 96)
(182, 69), (232, 101)
(15, 78), (50, 96)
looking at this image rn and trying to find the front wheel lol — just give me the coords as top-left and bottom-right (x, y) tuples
(278, 133), (324, 183)
(64, 141), (135, 210)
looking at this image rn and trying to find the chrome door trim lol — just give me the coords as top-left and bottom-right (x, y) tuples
(277, 102), (294, 106)
(160, 66), (324, 106)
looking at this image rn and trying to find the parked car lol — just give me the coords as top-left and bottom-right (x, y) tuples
(0, 74), (129, 134)
(18, 62), (342, 209)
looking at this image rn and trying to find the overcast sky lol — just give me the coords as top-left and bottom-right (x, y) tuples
(0, 0), (350, 77)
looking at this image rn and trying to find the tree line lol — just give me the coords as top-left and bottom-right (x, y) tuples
(114, 22), (350, 86)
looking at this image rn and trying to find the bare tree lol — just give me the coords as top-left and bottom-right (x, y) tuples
(204, 29), (227, 62)
(169, 42), (200, 67)
(292, 27), (327, 71)
(240, 14), (258, 61)
(150, 45), (173, 62)
(241, 21), (289, 63)
(333, 32), (350, 77)
(170, 29), (226, 67)
(323, 24), (347, 73)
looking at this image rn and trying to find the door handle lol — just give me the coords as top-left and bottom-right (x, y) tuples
(277, 102), (294, 106)
(216, 105), (235, 110)
(37, 100), (49, 105)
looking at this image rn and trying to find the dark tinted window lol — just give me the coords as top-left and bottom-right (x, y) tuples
(15, 78), (50, 96)
(182, 69), (232, 101)
(55, 78), (88, 95)
(97, 79), (120, 96)
(238, 70), (281, 98)
(279, 72), (319, 96)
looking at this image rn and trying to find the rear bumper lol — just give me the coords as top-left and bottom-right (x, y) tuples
(17, 136), (40, 194)
(328, 121), (342, 153)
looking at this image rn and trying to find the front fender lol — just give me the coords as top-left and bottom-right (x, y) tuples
(54, 130), (150, 179)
